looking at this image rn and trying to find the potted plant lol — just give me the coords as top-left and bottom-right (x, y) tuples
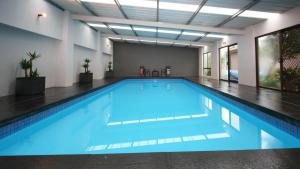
(79, 58), (93, 84)
(16, 51), (45, 95)
(105, 61), (114, 78)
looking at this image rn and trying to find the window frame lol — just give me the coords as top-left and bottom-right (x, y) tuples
(203, 52), (212, 77)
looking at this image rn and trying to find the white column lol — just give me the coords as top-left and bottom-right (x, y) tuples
(55, 11), (74, 87)
(93, 31), (105, 79)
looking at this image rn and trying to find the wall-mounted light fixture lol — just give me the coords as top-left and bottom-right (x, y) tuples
(37, 12), (47, 18)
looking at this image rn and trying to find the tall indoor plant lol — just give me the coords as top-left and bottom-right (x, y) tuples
(16, 51), (46, 95)
(79, 58), (93, 84)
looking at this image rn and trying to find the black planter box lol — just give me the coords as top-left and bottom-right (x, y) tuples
(15, 77), (46, 96)
(105, 71), (114, 79)
(79, 73), (93, 84)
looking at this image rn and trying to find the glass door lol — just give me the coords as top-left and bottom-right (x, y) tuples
(229, 45), (238, 82)
(220, 47), (229, 81)
(219, 44), (239, 82)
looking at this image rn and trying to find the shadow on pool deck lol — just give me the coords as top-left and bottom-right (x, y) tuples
(1, 76), (300, 168)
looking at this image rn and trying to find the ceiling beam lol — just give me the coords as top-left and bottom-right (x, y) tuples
(175, 0), (208, 40)
(102, 34), (212, 47)
(114, 0), (138, 37)
(215, 0), (260, 27)
(194, 32), (209, 41)
(72, 15), (245, 35)
(77, 1), (119, 35)
(186, 0), (208, 25)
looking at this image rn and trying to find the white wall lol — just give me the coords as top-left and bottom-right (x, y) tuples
(0, 24), (61, 96)
(73, 45), (97, 83)
(206, 6), (300, 86)
(0, 0), (63, 40)
(0, 0), (106, 97)
(198, 48), (203, 77)
(73, 21), (98, 50)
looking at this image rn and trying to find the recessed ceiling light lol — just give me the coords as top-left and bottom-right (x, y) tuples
(174, 42), (188, 46)
(158, 29), (181, 34)
(191, 44), (204, 47)
(159, 1), (197, 12)
(133, 27), (157, 32)
(157, 41), (172, 44)
(182, 32), (205, 36)
(88, 23), (107, 28)
(140, 39), (156, 43)
(240, 10), (280, 19)
(108, 37), (122, 40)
(81, 0), (115, 4)
(109, 25), (132, 30)
(125, 38), (139, 42)
(206, 34), (228, 38)
(200, 6), (238, 16)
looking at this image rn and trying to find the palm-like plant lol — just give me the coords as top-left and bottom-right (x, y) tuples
(82, 58), (91, 73)
(26, 51), (40, 77)
(20, 58), (31, 77)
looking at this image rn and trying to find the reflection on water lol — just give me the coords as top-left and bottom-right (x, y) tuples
(0, 79), (299, 155)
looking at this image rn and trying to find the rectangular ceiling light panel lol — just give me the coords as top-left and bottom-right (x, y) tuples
(206, 34), (228, 38)
(182, 31), (205, 36)
(133, 27), (157, 32)
(158, 29), (181, 34)
(88, 23), (107, 28)
(109, 25), (132, 30)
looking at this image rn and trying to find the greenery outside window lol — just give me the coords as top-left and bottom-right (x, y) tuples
(256, 24), (300, 92)
(203, 52), (212, 76)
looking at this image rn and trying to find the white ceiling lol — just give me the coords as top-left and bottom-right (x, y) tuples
(50, 0), (300, 45)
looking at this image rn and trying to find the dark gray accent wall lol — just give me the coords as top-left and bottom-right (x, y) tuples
(113, 42), (199, 77)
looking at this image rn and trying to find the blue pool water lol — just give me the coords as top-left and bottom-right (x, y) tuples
(0, 79), (300, 156)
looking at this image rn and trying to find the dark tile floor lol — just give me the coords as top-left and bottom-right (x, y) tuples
(0, 78), (121, 126)
(186, 77), (300, 126)
(1, 149), (300, 169)
(1, 77), (300, 168)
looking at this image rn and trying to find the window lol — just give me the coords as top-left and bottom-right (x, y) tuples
(257, 33), (281, 89)
(256, 24), (300, 92)
(203, 52), (212, 76)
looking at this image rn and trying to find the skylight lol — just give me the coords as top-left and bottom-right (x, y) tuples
(109, 25), (132, 30)
(133, 27), (157, 32)
(158, 29), (181, 34)
(87, 23), (107, 28)
(182, 31), (205, 36)
(206, 34), (228, 39)
(81, 0), (279, 19)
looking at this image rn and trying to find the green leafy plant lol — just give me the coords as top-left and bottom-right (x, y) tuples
(108, 61), (112, 72)
(282, 67), (300, 91)
(27, 51), (40, 76)
(20, 51), (40, 78)
(82, 58), (91, 73)
(20, 58), (31, 77)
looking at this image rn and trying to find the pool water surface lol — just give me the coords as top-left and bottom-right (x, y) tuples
(0, 79), (299, 156)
